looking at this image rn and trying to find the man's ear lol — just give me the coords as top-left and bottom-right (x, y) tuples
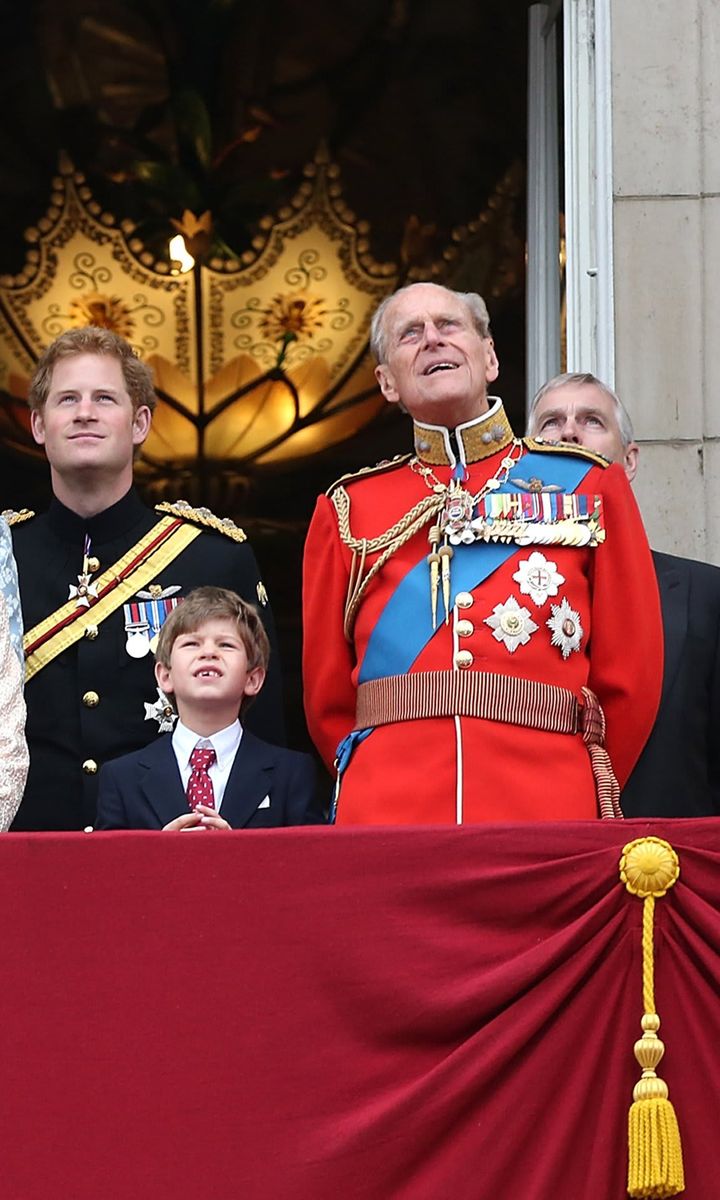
(132, 405), (152, 446)
(375, 364), (400, 405)
(30, 409), (46, 446)
(624, 441), (640, 483)
(484, 339), (499, 384)
(243, 666), (266, 697)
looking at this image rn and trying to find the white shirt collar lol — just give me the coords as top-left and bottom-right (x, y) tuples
(172, 718), (242, 769)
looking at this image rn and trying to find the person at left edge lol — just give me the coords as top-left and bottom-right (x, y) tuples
(7, 326), (285, 831)
(0, 518), (28, 829)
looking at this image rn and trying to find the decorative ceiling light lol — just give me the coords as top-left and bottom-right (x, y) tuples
(0, 149), (398, 498)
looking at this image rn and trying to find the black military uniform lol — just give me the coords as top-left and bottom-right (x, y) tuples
(10, 488), (285, 830)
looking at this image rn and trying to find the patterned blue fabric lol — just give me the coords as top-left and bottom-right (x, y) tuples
(330, 728), (374, 822)
(0, 518), (24, 672)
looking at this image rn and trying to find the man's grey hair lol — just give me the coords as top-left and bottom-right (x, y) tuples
(528, 372), (635, 449)
(369, 283), (492, 364)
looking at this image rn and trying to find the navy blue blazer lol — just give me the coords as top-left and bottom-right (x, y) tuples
(95, 729), (325, 830)
(621, 551), (720, 817)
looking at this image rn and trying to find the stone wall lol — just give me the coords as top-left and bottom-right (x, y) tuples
(611, 0), (720, 561)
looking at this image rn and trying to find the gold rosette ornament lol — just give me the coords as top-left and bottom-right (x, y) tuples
(619, 837), (684, 1199)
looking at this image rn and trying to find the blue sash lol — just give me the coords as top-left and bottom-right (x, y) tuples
(358, 449), (596, 683)
(332, 448), (599, 816)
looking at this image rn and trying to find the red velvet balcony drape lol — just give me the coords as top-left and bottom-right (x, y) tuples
(2, 819), (719, 1199)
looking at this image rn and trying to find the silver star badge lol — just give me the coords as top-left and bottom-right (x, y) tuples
(547, 597), (584, 659)
(484, 596), (539, 653)
(68, 573), (99, 608)
(143, 687), (177, 733)
(513, 552), (565, 607)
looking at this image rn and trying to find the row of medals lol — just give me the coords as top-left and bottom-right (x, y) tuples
(69, 549), (179, 659)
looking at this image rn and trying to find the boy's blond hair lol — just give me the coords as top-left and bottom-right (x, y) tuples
(157, 588), (269, 718)
(29, 326), (157, 415)
(155, 588), (270, 681)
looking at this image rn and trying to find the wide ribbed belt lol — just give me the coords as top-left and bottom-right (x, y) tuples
(356, 670), (579, 734)
(354, 671), (622, 819)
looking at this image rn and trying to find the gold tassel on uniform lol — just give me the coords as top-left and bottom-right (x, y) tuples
(438, 543), (453, 624)
(427, 526), (441, 630)
(619, 837), (684, 1199)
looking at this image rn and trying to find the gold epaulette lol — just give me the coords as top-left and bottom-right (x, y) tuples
(2, 507), (35, 526)
(522, 437), (610, 469)
(155, 500), (247, 543)
(325, 453), (412, 497)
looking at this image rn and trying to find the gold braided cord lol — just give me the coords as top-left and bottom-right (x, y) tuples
(342, 502), (443, 640)
(332, 484), (446, 640)
(345, 541), (367, 640)
(333, 439), (524, 640)
(619, 838), (684, 1199)
(642, 895), (656, 1016)
(332, 486), (441, 555)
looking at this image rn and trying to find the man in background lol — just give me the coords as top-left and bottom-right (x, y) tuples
(529, 371), (720, 817)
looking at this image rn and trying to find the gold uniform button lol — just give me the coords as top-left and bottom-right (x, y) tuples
(456, 619), (474, 638)
(82, 759), (98, 775)
(84, 625), (99, 640)
(454, 649), (474, 669)
(86, 556), (100, 573)
(82, 690), (100, 708)
(456, 591), (474, 609)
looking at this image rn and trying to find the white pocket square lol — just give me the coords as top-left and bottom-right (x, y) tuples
(258, 795), (271, 809)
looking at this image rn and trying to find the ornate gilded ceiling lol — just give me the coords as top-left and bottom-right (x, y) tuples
(0, 1), (528, 503)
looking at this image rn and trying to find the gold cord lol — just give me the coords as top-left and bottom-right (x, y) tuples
(619, 837), (684, 1199)
(334, 440), (523, 641)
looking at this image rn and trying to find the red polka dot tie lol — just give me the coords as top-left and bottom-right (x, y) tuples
(187, 746), (217, 811)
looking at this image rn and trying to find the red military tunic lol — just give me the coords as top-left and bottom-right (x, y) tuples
(302, 401), (663, 824)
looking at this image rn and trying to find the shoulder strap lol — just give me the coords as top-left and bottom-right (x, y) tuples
(2, 508), (35, 527)
(155, 501), (247, 543)
(522, 437), (610, 468)
(24, 517), (202, 681)
(326, 454), (411, 497)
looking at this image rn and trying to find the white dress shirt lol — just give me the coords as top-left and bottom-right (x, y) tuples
(171, 719), (243, 813)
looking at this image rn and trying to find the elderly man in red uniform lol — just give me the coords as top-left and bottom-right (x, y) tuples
(302, 283), (663, 824)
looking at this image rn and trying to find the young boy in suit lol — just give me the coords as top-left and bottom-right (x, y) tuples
(96, 587), (325, 830)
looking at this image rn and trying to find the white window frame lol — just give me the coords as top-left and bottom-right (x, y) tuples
(563, 0), (615, 384)
(526, 0), (614, 406)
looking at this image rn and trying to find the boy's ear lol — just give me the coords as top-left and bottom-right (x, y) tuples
(155, 659), (172, 694)
(243, 666), (265, 697)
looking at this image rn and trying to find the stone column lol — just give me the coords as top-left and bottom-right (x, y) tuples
(611, 0), (720, 562)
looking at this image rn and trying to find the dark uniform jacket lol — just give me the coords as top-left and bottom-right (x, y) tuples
(11, 488), (285, 830)
(95, 728), (324, 830)
(621, 550), (720, 817)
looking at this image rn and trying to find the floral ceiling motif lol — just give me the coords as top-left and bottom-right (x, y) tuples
(0, 149), (397, 483)
(0, 148), (523, 495)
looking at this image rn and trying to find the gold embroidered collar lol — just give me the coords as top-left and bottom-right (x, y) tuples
(412, 398), (514, 467)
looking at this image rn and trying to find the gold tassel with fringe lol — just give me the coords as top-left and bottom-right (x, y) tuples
(619, 836), (684, 1199)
